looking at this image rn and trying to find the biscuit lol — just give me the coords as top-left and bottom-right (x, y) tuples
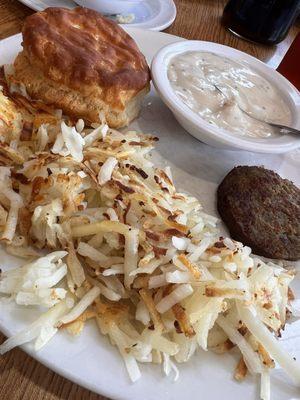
(14, 7), (150, 127)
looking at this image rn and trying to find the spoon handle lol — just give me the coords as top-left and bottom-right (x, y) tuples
(213, 83), (300, 136)
(267, 123), (300, 136)
(237, 104), (300, 136)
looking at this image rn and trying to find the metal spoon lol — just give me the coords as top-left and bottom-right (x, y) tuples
(214, 84), (300, 136)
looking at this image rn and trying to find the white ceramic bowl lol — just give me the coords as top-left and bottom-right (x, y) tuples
(151, 40), (300, 153)
(75, 0), (144, 15)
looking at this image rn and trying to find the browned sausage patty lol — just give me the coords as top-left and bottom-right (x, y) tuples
(217, 166), (300, 260)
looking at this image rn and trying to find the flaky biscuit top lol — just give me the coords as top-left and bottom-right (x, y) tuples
(22, 7), (150, 93)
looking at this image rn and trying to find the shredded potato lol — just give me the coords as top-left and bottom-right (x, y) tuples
(0, 80), (299, 398)
(234, 357), (248, 381)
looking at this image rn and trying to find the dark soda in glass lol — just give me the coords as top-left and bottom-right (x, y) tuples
(277, 33), (300, 90)
(222, 0), (300, 45)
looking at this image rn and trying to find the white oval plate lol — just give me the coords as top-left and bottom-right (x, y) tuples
(151, 40), (300, 153)
(0, 28), (300, 400)
(16, 0), (177, 31)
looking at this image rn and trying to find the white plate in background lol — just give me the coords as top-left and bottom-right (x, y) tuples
(0, 28), (300, 400)
(17, 0), (177, 31)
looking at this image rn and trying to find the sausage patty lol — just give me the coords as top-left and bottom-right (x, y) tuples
(217, 166), (300, 261)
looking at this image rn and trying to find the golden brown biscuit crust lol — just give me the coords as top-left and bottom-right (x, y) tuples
(22, 7), (150, 92)
(14, 50), (149, 128)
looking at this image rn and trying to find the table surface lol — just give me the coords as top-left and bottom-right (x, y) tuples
(0, 1), (299, 399)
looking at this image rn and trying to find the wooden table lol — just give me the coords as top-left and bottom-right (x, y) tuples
(0, 1), (299, 399)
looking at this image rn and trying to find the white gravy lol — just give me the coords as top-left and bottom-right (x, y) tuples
(168, 51), (291, 138)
